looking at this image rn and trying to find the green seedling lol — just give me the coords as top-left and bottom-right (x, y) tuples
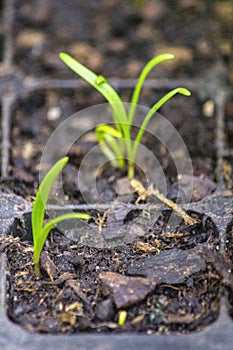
(60, 52), (191, 179)
(31, 156), (90, 277)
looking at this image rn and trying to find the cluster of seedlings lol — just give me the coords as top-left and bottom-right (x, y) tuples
(30, 52), (194, 277)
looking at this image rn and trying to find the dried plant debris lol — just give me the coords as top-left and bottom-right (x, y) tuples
(130, 179), (197, 226)
(147, 211), (219, 251)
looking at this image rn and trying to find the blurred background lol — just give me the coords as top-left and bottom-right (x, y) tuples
(9, 0), (232, 80)
(0, 0), (232, 195)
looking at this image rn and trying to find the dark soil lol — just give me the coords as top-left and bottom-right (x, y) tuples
(2, 210), (226, 334)
(8, 89), (217, 201)
(0, 0), (232, 337)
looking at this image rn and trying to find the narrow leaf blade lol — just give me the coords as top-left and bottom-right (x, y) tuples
(31, 157), (69, 245)
(59, 53), (128, 126)
(33, 213), (90, 265)
(128, 54), (175, 124)
(96, 124), (122, 138)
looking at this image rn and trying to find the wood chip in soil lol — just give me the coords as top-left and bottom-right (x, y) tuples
(99, 271), (156, 308)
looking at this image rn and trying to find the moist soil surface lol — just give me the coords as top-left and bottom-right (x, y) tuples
(0, 0), (232, 336)
(8, 90), (217, 199)
(2, 210), (227, 334)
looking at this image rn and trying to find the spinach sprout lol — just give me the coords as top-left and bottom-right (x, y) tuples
(60, 52), (191, 179)
(32, 157), (90, 277)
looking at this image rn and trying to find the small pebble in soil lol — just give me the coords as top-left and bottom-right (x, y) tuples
(95, 299), (115, 321)
(47, 106), (62, 121)
(202, 100), (215, 118)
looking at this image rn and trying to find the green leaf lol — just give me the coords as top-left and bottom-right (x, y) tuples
(96, 124), (122, 138)
(32, 156), (69, 248)
(60, 52), (191, 181)
(128, 54), (175, 124)
(96, 125), (125, 167)
(132, 88), (191, 160)
(59, 53), (128, 129)
(33, 213), (90, 265)
(31, 156), (90, 277)
(60, 52), (134, 165)
(95, 75), (107, 85)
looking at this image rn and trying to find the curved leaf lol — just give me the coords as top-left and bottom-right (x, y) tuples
(132, 88), (191, 160)
(33, 213), (90, 265)
(128, 54), (175, 124)
(32, 157), (69, 245)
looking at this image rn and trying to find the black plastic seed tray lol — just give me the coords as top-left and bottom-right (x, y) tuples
(1, 0), (233, 349)
(0, 193), (233, 350)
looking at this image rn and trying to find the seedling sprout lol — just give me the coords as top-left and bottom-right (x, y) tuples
(60, 52), (191, 179)
(31, 157), (90, 277)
